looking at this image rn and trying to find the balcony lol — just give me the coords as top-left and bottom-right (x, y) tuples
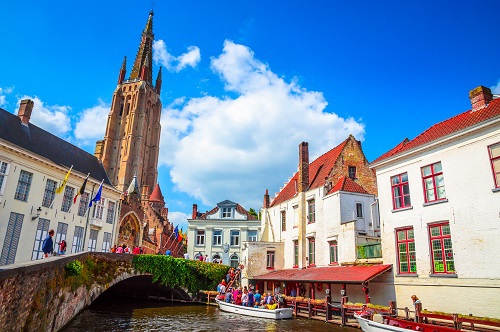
(90, 218), (103, 228)
(357, 243), (382, 259)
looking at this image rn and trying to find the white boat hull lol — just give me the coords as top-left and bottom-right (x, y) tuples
(355, 314), (411, 332)
(215, 299), (293, 320)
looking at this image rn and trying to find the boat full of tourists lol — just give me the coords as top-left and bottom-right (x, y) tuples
(215, 299), (293, 320)
(354, 313), (459, 332)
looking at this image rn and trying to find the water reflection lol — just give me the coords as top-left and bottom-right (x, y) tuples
(63, 297), (358, 332)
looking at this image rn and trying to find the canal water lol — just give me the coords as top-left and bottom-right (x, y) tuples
(62, 295), (359, 332)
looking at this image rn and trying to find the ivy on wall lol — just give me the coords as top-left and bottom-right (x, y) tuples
(132, 255), (229, 295)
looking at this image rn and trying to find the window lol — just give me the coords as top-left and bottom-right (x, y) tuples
(0, 161), (10, 198)
(248, 230), (258, 242)
(222, 207), (233, 218)
(429, 222), (455, 274)
(31, 218), (50, 260)
(14, 170), (33, 201)
(196, 230), (205, 246)
(77, 192), (89, 216)
(106, 201), (116, 224)
(213, 230), (222, 246)
(61, 186), (75, 212)
(489, 142), (500, 188)
(396, 228), (417, 274)
(293, 240), (298, 267)
(267, 251), (275, 269)
(230, 254), (239, 268)
(41, 179), (57, 208)
(329, 240), (338, 264)
(391, 173), (411, 209)
(230, 230), (240, 246)
(72, 226), (84, 253)
(92, 197), (105, 219)
(281, 210), (286, 231)
(307, 199), (315, 223)
(356, 202), (363, 218)
(0, 213), (24, 266)
(102, 232), (111, 252)
(308, 237), (315, 266)
(422, 162), (446, 202)
(55, 222), (68, 253)
(88, 229), (98, 252)
(293, 205), (299, 228)
(348, 166), (356, 179)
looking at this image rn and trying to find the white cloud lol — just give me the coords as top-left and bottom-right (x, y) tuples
(74, 99), (110, 144)
(168, 211), (190, 232)
(491, 80), (500, 94)
(159, 40), (365, 210)
(0, 87), (14, 107)
(153, 40), (201, 72)
(17, 95), (71, 136)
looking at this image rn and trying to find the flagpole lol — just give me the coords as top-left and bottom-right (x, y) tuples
(81, 179), (103, 252)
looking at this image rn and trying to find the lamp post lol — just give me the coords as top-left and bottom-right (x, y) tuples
(31, 207), (42, 221)
(223, 243), (229, 265)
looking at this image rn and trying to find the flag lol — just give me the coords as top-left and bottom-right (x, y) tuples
(174, 225), (179, 241)
(55, 166), (73, 194)
(73, 174), (89, 204)
(178, 229), (183, 242)
(89, 180), (104, 207)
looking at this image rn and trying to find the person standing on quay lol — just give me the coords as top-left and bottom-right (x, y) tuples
(42, 229), (54, 258)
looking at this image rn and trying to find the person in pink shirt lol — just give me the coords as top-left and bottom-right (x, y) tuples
(116, 245), (124, 253)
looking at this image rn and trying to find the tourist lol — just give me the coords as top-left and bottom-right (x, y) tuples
(220, 283), (226, 294)
(254, 289), (261, 304)
(242, 289), (248, 306)
(290, 288), (296, 297)
(411, 295), (422, 322)
(116, 245), (124, 253)
(133, 246), (140, 254)
(226, 270), (231, 284)
(198, 253), (204, 262)
(225, 290), (233, 303)
(124, 245), (131, 254)
(274, 285), (281, 295)
(165, 249), (171, 256)
(204, 254), (210, 262)
(58, 240), (67, 255)
(42, 229), (54, 258)
(247, 289), (254, 307)
(111, 245), (117, 253)
(266, 293), (273, 304)
(184, 252), (189, 259)
(235, 289), (243, 305)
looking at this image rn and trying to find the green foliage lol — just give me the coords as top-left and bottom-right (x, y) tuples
(248, 208), (259, 219)
(65, 260), (84, 276)
(133, 255), (229, 295)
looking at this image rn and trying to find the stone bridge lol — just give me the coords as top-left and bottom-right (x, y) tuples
(0, 252), (191, 332)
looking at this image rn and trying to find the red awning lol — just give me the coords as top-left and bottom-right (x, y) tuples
(252, 265), (392, 284)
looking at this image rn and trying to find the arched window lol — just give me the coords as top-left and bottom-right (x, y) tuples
(230, 254), (239, 268)
(212, 254), (221, 263)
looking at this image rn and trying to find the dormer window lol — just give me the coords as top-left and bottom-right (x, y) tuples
(222, 207), (233, 218)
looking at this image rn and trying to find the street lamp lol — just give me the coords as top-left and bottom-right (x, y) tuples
(31, 207), (42, 221)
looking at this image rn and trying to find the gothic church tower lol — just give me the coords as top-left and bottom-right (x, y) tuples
(95, 11), (162, 193)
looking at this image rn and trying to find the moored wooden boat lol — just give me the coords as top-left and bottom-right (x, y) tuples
(355, 313), (459, 332)
(215, 299), (293, 320)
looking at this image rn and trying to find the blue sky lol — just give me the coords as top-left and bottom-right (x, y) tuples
(1, 1), (499, 230)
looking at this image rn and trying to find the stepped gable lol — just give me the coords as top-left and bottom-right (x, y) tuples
(270, 138), (349, 207)
(0, 108), (111, 185)
(373, 97), (500, 164)
(328, 175), (369, 195)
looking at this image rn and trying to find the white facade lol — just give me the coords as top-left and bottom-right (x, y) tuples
(0, 139), (121, 266)
(187, 200), (260, 268)
(371, 94), (500, 317)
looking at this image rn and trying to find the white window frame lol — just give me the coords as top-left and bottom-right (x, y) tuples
(213, 229), (222, 246)
(230, 230), (240, 246)
(0, 160), (10, 201)
(196, 230), (205, 246)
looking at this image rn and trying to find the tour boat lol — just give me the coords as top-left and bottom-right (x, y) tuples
(355, 313), (459, 332)
(215, 299), (293, 320)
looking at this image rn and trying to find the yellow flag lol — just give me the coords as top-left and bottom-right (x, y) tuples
(55, 166), (72, 194)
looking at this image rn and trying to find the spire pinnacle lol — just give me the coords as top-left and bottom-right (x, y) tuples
(118, 56), (127, 84)
(156, 66), (163, 94)
(130, 12), (154, 83)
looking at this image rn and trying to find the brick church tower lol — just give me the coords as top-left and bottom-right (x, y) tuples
(95, 10), (162, 193)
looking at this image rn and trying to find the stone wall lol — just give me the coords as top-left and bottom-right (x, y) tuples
(0, 252), (138, 332)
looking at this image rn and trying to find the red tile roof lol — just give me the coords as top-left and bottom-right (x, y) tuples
(271, 139), (349, 206)
(373, 98), (500, 164)
(253, 265), (392, 284)
(328, 176), (369, 195)
(149, 183), (164, 203)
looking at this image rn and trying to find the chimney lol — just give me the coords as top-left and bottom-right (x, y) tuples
(298, 142), (309, 192)
(192, 204), (198, 219)
(469, 86), (493, 111)
(263, 189), (270, 209)
(18, 99), (34, 125)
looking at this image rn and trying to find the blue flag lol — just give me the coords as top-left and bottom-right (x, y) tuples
(89, 181), (103, 207)
(174, 225), (179, 240)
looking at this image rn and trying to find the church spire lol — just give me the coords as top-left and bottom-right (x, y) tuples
(130, 11), (154, 84)
(155, 66), (162, 94)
